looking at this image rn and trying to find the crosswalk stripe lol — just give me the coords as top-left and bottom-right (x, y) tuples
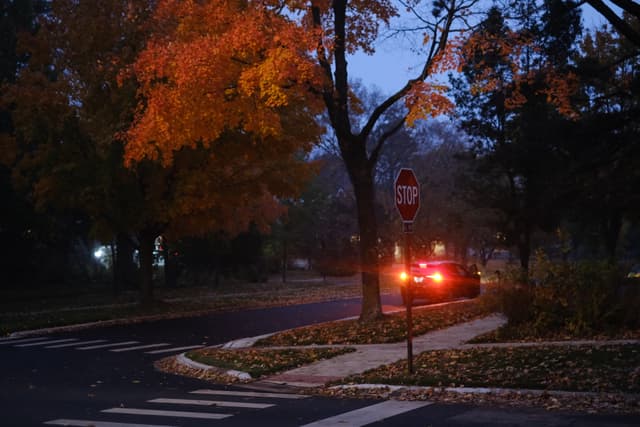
(145, 345), (204, 354)
(299, 400), (433, 427)
(0, 337), (49, 345)
(44, 418), (176, 427)
(190, 389), (308, 399)
(148, 398), (274, 409)
(15, 338), (77, 347)
(46, 339), (107, 349)
(102, 407), (232, 420)
(77, 341), (139, 350)
(110, 343), (170, 353)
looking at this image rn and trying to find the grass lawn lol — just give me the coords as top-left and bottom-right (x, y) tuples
(256, 299), (494, 346)
(185, 347), (355, 378)
(469, 323), (640, 343)
(341, 344), (640, 393)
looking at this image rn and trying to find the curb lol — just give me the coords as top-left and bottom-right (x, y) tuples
(221, 332), (276, 349)
(7, 309), (223, 338)
(176, 352), (252, 381)
(328, 383), (640, 400)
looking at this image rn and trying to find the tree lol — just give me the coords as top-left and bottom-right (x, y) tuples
(120, 0), (325, 300)
(123, 0), (479, 321)
(309, 0), (480, 321)
(3, 0), (320, 304)
(2, 0), (158, 298)
(0, 0), (87, 286)
(563, 20), (640, 260)
(451, 1), (583, 273)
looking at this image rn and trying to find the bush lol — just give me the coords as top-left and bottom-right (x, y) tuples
(497, 285), (534, 325)
(496, 252), (635, 337)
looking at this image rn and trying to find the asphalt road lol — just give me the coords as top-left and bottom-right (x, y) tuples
(1, 294), (639, 426)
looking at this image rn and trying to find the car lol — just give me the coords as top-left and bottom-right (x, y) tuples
(399, 260), (481, 306)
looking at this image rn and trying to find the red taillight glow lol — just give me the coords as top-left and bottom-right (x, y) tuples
(427, 271), (443, 282)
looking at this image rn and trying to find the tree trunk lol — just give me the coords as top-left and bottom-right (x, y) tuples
(138, 228), (156, 305)
(163, 237), (178, 288)
(115, 232), (136, 291)
(346, 153), (383, 322)
(281, 237), (287, 283)
(603, 210), (622, 263)
(517, 225), (531, 285)
(110, 242), (118, 296)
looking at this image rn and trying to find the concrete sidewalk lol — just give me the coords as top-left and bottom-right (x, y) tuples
(260, 314), (507, 388)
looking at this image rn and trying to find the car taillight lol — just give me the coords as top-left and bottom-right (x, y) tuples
(427, 271), (443, 282)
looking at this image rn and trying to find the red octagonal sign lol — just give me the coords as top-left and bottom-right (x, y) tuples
(394, 168), (420, 222)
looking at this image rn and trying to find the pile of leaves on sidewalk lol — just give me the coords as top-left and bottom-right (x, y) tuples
(256, 299), (492, 346)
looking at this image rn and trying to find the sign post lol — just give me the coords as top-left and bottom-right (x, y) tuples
(394, 168), (420, 374)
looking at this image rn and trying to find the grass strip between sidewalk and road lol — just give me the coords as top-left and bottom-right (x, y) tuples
(339, 344), (640, 394)
(185, 347), (356, 378)
(256, 299), (493, 346)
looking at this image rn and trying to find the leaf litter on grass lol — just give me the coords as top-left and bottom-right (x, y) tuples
(256, 300), (493, 346)
(185, 347), (356, 378)
(344, 344), (640, 393)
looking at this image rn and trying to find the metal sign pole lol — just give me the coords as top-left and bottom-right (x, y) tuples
(394, 168), (419, 376)
(404, 222), (414, 374)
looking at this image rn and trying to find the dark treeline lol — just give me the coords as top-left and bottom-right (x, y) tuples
(1, 0), (638, 303)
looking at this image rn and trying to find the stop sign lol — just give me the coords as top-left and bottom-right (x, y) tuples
(394, 168), (420, 222)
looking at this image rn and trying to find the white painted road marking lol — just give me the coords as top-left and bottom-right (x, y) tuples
(102, 407), (232, 420)
(77, 341), (139, 350)
(15, 338), (77, 347)
(110, 343), (170, 352)
(191, 389), (308, 399)
(145, 345), (204, 354)
(0, 337), (49, 345)
(299, 400), (434, 427)
(45, 419), (176, 427)
(148, 397), (274, 409)
(46, 339), (107, 348)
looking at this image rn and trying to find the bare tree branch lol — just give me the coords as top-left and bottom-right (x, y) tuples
(609, 0), (640, 19)
(585, 0), (640, 47)
(368, 117), (406, 169)
(359, 0), (480, 144)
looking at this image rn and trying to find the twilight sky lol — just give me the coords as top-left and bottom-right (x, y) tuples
(347, 3), (611, 95)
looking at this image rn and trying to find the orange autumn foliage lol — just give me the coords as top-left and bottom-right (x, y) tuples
(123, 0), (325, 166)
(461, 28), (579, 119)
(405, 81), (455, 126)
